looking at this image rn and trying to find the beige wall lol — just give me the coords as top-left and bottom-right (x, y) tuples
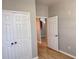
(2, 0), (37, 58)
(36, 3), (48, 17)
(49, 0), (76, 56)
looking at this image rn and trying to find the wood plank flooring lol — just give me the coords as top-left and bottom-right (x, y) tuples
(38, 38), (74, 59)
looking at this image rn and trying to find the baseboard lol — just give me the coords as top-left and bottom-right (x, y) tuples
(59, 50), (76, 59)
(32, 56), (38, 59)
(47, 46), (76, 59)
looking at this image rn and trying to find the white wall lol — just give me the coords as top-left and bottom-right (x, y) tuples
(49, 0), (76, 56)
(2, 0), (37, 58)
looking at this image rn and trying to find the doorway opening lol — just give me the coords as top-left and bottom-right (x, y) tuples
(36, 17), (48, 59)
(36, 16), (74, 59)
(36, 17), (47, 47)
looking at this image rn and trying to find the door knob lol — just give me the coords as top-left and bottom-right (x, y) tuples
(11, 42), (14, 45)
(14, 42), (17, 44)
(11, 42), (17, 45)
(55, 35), (58, 37)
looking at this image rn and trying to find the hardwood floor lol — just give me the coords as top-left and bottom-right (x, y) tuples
(38, 38), (74, 59)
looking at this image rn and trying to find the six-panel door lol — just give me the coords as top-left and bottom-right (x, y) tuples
(2, 10), (32, 59)
(47, 16), (58, 51)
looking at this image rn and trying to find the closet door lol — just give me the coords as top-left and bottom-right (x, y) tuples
(2, 10), (32, 59)
(13, 12), (32, 59)
(2, 12), (16, 59)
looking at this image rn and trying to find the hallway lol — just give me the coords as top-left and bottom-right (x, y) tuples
(38, 38), (74, 59)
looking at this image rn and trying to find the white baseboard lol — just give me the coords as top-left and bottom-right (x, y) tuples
(59, 50), (76, 59)
(32, 56), (38, 59)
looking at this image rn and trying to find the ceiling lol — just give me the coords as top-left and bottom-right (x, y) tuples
(36, 0), (61, 6)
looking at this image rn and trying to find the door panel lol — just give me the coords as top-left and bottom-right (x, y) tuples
(2, 13), (15, 59)
(2, 10), (32, 59)
(14, 13), (32, 59)
(47, 16), (58, 51)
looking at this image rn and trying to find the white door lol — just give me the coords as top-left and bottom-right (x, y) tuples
(47, 16), (58, 51)
(2, 10), (32, 59)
